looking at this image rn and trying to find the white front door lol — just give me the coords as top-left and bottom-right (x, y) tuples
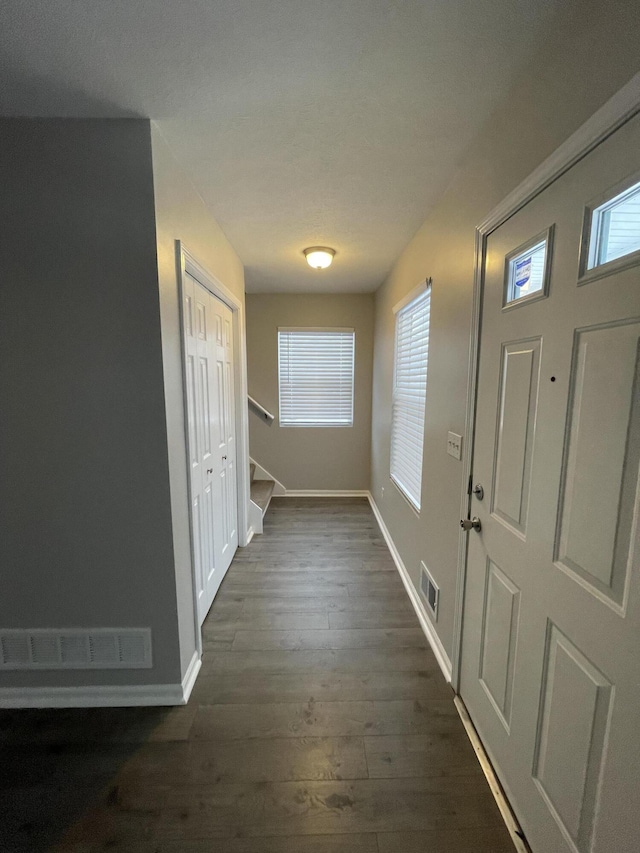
(460, 112), (640, 853)
(183, 272), (238, 625)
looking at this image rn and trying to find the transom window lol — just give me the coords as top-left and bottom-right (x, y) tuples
(586, 178), (640, 271)
(390, 286), (431, 511)
(278, 328), (355, 427)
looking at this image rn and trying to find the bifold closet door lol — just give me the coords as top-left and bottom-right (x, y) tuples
(183, 272), (238, 625)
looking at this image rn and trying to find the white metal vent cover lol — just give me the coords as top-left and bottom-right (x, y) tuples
(0, 628), (152, 670)
(420, 561), (439, 621)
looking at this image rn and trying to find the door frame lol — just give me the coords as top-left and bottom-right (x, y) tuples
(451, 72), (640, 691)
(176, 241), (251, 652)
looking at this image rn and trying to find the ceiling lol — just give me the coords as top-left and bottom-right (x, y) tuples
(0, 0), (565, 293)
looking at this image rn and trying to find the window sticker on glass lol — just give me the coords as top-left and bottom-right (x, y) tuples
(504, 229), (552, 307)
(515, 255), (532, 290)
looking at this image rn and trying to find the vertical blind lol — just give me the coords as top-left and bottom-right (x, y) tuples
(391, 289), (431, 510)
(278, 329), (355, 426)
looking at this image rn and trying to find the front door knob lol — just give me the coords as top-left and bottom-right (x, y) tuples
(460, 517), (482, 532)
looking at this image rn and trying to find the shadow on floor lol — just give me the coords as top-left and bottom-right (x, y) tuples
(0, 705), (189, 852)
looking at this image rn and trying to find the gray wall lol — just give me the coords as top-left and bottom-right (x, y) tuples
(151, 123), (246, 674)
(0, 119), (182, 687)
(247, 293), (373, 490)
(371, 0), (640, 667)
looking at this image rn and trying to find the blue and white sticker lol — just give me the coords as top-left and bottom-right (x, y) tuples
(515, 256), (532, 288)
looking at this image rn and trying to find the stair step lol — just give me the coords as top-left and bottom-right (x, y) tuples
(250, 479), (275, 515)
(250, 462), (256, 483)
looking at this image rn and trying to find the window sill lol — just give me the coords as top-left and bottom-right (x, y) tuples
(390, 475), (421, 517)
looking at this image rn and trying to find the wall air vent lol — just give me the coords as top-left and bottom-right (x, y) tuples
(0, 629), (152, 670)
(420, 561), (439, 621)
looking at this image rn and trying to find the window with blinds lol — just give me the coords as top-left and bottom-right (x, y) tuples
(391, 287), (431, 510)
(278, 328), (355, 427)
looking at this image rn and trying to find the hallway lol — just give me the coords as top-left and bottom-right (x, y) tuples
(1, 498), (513, 851)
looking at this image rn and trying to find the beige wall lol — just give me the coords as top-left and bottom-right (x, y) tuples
(247, 293), (373, 491)
(371, 0), (640, 669)
(151, 123), (245, 674)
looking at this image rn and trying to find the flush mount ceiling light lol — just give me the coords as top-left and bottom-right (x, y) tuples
(303, 246), (335, 270)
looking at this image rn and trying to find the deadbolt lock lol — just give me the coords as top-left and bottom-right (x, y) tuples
(473, 484), (484, 500)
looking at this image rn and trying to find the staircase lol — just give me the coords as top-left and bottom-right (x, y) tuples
(249, 462), (276, 535)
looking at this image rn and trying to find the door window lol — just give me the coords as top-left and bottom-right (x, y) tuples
(582, 175), (640, 276)
(503, 227), (553, 307)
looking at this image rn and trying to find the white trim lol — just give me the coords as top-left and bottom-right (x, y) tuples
(0, 685), (184, 709)
(452, 73), (640, 691)
(392, 277), (430, 314)
(248, 503), (265, 535)
(368, 493), (452, 683)
(180, 649), (201, 704)
(176, 242), (251, 665)
(455, 696), (530, 853)
(285, 490), (370, 497)
(250, 458), (286, 495)
(0, 652), (202, 709)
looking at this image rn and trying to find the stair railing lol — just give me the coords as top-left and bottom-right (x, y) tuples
(248, 395), (275, 425)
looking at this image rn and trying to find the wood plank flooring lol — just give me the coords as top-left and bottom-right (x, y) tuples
(0, 497), (514, 852)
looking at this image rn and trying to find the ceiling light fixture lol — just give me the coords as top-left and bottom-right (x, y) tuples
(303, 246), (335, 270)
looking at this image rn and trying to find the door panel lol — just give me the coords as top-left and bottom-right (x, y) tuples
(479, 560), (520, 729)
(492, 338), (541, 535)
(532, 624), (613, 852)
(556, 320), (640, 603)
(460, 111), (640, 852)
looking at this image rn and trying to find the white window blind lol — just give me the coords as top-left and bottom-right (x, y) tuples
(278, 328), (355, 427)
(391, 288), (431, 510)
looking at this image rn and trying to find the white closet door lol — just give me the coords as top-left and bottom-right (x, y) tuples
(183, 273), (238, 625)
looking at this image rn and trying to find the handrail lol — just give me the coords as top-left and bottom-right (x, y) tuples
(248, 395), (275, 425)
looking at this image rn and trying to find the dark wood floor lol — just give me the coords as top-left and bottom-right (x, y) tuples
(1, 497), (514, 852)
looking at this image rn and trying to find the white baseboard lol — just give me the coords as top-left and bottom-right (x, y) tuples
(0, 650), (202, 708)
(367, 492), (453, 684)
(243, 527), (255, 546)
(180, 650), (201, 704)
(285, 490), (370, 497)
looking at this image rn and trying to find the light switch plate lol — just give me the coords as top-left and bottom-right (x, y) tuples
(447, 431), (463, 460)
